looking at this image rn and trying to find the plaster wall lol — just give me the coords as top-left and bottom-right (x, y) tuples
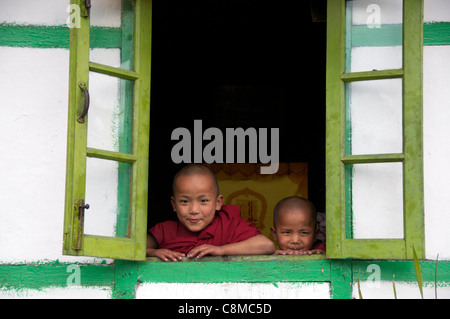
(0, 0), (449, 299)
(0, 47), (71, 263)
(0, 0), (122, 27)
(353, 281), (450, 299)
(0, 286), (111, 299)
(423, 45), (450, 260)
(136, 282), (331, 299)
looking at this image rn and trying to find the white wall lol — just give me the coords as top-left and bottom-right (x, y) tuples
(0, 1), (123, 265)
(353, 281), (450, 299)
(0, 0), (122, 27)
(423, 45), (450, 260)
(423, 0), (450, 260)
(1, 0), (450, 300)
(136, 282), (331, 299)
(0, 47), (69, 263)
(0, 286), (111, 299)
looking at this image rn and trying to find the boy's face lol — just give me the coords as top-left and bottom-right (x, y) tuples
(271, 207), (317, 251)
(171, 173), (224, 233)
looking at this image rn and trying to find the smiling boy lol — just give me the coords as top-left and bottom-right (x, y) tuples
(271, 196), (325, 255)
(146, 164), (275, 261)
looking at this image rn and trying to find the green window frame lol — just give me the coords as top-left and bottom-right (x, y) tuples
(63, 0), (152, 261)
(326, 0), (425, 259)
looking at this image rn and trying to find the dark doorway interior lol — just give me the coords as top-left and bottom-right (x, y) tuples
(148, 0), (326, 227)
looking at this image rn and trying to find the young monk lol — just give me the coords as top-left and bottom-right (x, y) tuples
(146, 164), (275, 261)
(271, 196), (325, 255)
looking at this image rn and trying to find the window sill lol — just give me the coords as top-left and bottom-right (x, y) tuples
(143, 254), (327, 263)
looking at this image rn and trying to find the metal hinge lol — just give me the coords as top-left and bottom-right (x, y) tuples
(82, 0), (91, 18)
(74, 199), (90, 250)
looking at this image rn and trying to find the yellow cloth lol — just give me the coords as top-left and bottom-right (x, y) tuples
(204, 163), (308, 243)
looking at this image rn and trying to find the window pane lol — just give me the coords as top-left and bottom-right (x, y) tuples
(345, 0), (403, 72)
(84, 157), (131, 238)
(349, 162), (404, 239)
(346, 78), (403, 155)
(89, 0), (134, 70)
(87, 71), (133, 154)
(424, 0), (450, 23)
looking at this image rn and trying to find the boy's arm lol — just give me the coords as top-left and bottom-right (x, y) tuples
(187, 234), (275, 259)
(146, 233), (185, 262)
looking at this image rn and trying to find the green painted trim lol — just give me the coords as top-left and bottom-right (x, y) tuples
(63, 0), (91, 257)
(350, 22), (450, 47)
(0, 262), (114, 289)
(325, 0), (345, 259)
(326, 0), (425, 259)
(353, 260), (450, 284)
(0, 24), (121, 48)
(330, 259), (352, 299)
(402, 0), (425, 259)
(341, 69), (403, 82)
(113, 260), (138, 299)
(81, 236), (138, 260)
(341, 153), (404, 164)
(351, 24), (402, 47)
(2, 21), (449, 50)
(138, 259), (331, 284)
(131, 0), (152, 261)
(1, 260), (449, 299)
(86, 147), (137, 163)
(116, 0), (135, 239)
(89, 62), (139, 80)
(424, 22), (450, 46)
(63, 0), (152, 261)
(344, 3), (353, 237)
(342, 239), (406, 259)
(344, 0), (353, 73)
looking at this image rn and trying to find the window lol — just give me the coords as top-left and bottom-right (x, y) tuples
(64, 0), (425, 262)
(64, 0), (328, 261)
(63, 0), (152, 260)
(326, 0), (425, 259)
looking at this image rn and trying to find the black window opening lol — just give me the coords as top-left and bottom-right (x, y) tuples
(147, 0), (327, 235)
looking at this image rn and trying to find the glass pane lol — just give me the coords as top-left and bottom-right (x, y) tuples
(89, 0), (134, 70)
(349, 162), (404, 239)
(87, 71), (133, 154)
(84, 157), (131, 238)
(424, 0), (450, 23)
(345, 0), (403, 72)
(346, 78), (403, 155)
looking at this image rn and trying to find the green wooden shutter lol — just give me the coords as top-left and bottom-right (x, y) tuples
(63, 0), (152, 261)
(326, 0), (424, 259)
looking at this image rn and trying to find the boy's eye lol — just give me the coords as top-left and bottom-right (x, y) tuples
(200, 199), (209, 203)
(179, 200), (188, 204)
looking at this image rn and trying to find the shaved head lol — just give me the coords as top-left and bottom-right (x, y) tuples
(273, 196), (317, 227)
(172, 164), (220, 196)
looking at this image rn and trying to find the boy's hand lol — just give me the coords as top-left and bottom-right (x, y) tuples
(147, 248), (185, 262)
(187, 244), (223, 259)
(273, 249), (325, 256)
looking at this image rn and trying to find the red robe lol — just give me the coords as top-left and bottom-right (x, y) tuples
(149, 205), (261, 254)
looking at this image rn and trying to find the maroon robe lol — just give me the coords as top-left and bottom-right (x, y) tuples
(149, 205), (261, 255)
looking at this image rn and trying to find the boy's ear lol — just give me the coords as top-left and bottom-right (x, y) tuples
(270, 226), (278, 242)
(170, 196), (176, 212)
(215, 194), (224, 210)
(314, 222), (319, 240)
